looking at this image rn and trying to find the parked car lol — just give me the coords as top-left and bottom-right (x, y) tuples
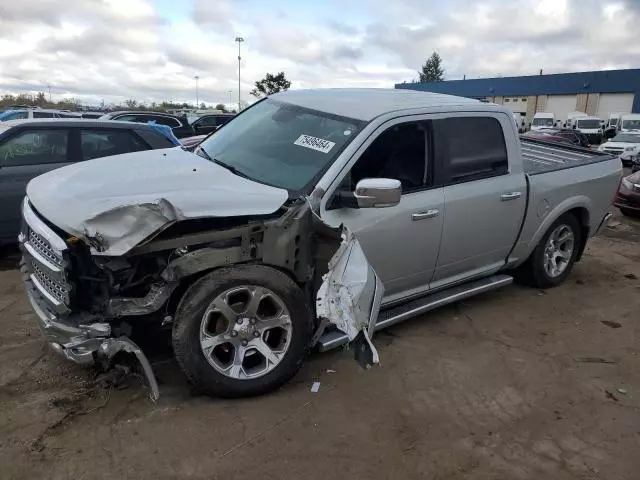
(81, 112), (105, 119)
(521, 128), (591, 148)
(180, 134), (207, 151)
(18, 89), (620, 400)
(190, 113), (236, 136)
(614, 171), (640, 217)
(0, 109), (81, 121)
(99, 111), (195, 138)
(0, 119), (176, 245)
(632, 155), (640, 173)
(598, 133), (640, 167)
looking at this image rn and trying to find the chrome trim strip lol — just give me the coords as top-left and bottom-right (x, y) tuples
(23, 242), (62, 273)
(29, 274), (70, 314)
(317, 275), (513, 352)
(375, 276), (513, 331)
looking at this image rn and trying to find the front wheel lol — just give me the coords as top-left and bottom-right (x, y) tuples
(172, 265), (313, 398)
(519, 214), (581, 289)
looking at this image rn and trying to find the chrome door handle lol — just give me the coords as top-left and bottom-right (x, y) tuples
(412, 209), (439, 221)
(500, 192), (522, 201)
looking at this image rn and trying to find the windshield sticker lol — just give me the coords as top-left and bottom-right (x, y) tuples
(294, 134), (336, 154)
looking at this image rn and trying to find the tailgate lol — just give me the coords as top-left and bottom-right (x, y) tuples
(520, 138), (616, 175)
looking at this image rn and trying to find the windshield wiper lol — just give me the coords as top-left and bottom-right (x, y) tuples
(212, 158), (251, 180)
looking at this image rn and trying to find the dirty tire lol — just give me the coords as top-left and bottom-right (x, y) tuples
(518, 213), (581, 289)
(172, 265), (313, 398)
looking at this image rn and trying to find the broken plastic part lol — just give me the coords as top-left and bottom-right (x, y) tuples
(316, 229), (383, 367)
(97, 337), (160, 402)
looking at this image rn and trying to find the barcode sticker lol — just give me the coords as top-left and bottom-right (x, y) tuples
(294, 134), (336, 154)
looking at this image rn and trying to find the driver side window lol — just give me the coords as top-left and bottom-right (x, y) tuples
(345, 121), (427, 193)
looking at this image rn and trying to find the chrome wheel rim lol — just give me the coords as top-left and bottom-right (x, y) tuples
(543, 224), (575, 278)
(199, 285), (292, 380)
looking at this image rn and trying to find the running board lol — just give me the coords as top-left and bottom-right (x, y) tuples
(316, 274), (513, 352)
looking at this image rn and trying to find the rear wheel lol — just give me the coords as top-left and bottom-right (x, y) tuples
(518, 214), (581, 289)
(172, 265), (313, 398)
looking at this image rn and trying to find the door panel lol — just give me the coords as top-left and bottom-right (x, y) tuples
(322, 188), (444, 302)
(429, 114), (527, 289)
(430, 174), (525, 289)
(0, 129), (71, 243)
(0, 163), (72, 242)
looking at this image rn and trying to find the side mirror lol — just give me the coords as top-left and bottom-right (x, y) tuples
(354, 178), (401, 208)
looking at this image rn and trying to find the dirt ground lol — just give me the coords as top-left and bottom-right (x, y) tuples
(1, 213), (639, 480)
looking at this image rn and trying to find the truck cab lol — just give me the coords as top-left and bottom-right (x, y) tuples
(531, 112), (555, 131)
(620, 114), (640, 134)
(17, 89), (620, 400)
(573, 116), (603, 144)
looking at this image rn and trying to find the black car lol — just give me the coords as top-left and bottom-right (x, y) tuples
(0, 119), (176, 244)
(100, 111), (195, 138)
(190, 113), (236, 135)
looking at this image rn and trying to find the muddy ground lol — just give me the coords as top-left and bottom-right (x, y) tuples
(1, 213), (639, 480)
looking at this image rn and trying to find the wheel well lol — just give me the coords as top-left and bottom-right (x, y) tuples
(566, 207), (590, 261)
(164, 263), (309, 318)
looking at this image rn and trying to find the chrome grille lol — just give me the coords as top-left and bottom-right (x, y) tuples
(31, 260), (69, 304)
(603, 148), (623, 155)
(29, 229), (63, 267)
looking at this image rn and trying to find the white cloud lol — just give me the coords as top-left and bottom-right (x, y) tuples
(0, 0), (639, 107)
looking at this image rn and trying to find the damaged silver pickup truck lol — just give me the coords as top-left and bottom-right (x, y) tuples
(19, 89), (620, 399)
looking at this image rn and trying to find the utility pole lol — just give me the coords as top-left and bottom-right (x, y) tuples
(47, 85), (51, 103)
(194, 75), (200, 108)
(235, 36), (245, 112)
(227, 90), (233, 110)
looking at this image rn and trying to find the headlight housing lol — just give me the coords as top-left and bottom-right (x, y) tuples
(624, 146), (635, 151)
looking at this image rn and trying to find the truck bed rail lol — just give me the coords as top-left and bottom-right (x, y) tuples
(520, 137), (616, 175)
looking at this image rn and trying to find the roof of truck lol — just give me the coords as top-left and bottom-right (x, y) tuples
(270, 88), (480, 121)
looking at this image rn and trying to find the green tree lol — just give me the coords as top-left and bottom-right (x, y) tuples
(124, 98), (137, 109)
(250, 72), (291, 98)
(215, 103), (227, 112)
(418, 52), (445, 82)
(200, 102), (206, 109)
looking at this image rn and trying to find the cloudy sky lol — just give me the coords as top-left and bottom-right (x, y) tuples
(1, 0), (639, 107)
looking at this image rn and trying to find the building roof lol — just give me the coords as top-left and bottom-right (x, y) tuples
(396, 69), (640, 114)
(272, 88), (479, 121)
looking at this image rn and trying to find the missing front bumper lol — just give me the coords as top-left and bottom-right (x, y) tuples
(25, 280), (159, 401)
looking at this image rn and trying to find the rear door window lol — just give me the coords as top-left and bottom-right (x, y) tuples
(80, 129), (149, 160)
(0, 129), (69, 166)
(151, 116), (181, 128)
(433, 117), (508, 184)
(33, 111), (55, 118)
(196, 116), (218, 127)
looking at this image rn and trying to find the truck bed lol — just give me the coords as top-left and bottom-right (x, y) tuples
(520, 137), (616, 175)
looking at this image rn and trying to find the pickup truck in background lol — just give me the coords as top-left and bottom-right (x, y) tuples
(18, 89), (621, 399)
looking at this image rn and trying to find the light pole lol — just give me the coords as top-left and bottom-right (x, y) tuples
(235, 36), (244, 112)
(227, 90), (233, 110)
(194, 75), (200, 109)
(47, 85), (51, 103)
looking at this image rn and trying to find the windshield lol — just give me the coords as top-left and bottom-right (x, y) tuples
(0, 110), (28, 121)
(576, 119), (601, 129)
(612, 134), (640, 143)
(532, 117), (553, 127)
(197, 99), (365, 193)
(610, 118), (619, 126)
(622, 119), (640, 130)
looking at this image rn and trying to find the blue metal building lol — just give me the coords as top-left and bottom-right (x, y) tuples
(396, 69), (640, 120)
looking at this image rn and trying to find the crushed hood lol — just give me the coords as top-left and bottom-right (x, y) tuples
(26, 147), (289, 255)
